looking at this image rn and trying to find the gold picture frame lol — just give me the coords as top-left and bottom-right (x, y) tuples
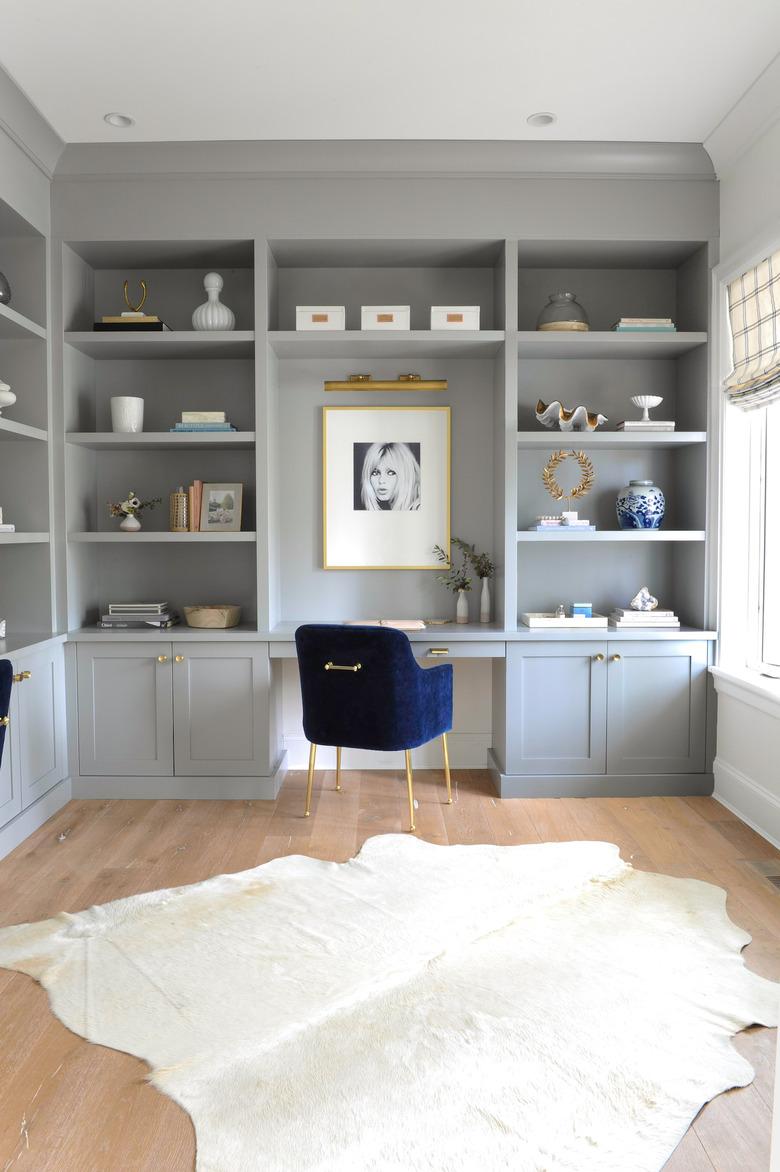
(322, 405), (451, 570)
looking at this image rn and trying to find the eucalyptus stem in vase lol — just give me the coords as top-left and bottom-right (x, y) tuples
(433, 543), (472, 624)
(451, 538), (495, 624)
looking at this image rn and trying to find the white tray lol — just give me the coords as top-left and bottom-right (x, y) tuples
(521, 612), (609, 628)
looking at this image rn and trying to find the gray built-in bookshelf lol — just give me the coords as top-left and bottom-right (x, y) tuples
(48, 232), (712, 637)
(0, 194), (53, 637)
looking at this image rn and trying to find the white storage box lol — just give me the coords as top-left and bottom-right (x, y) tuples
(296, 306), (345, 331)
(361, 306), (410, 331)
(430, 306), (481, 330)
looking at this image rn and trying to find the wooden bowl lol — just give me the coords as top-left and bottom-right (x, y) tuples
(183, 605), (241, 629)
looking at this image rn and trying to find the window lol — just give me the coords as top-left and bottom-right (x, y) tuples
(720, 243), (780, 679)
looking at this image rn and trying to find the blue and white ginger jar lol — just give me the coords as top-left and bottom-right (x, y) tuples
(615, 479), (665, 529)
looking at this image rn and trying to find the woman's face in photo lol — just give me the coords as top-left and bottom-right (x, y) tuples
(370, 453), (398, 503)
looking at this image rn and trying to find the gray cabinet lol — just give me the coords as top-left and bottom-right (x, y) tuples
(77, 641), (271, 778)
(606, 642), (707, 774)
(172, 643), (271, 776)
(506, 642), (608, 775)
(77, 643), (174, 776)
(505, 639), (707, 780)
(0, 643), (67, 828)
(0, 687), (21, 829)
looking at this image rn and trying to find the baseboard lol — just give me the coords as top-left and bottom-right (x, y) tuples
(487, 751), (714, 798)
(713, 756), (780, 851)
(0, 776), (72, 862)
(282, 735), (491, 771)
(73, 754), (288, 802)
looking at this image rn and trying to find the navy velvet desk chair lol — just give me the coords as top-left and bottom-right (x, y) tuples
(0, 661), (12, 770)
(295, 625), (453, 832)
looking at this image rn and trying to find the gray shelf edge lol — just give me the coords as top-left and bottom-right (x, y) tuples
(0, 302), (47, 340)
(66, 431), (256, 448)
(68, 532), (257, 543)
(516, 530), (707, 542)
(516, 431), (706, 447)
(0, 419), (49, 442)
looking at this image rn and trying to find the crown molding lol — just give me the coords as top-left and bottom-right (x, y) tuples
(0, 65), (64, 179)
(705, 52), (780, 177)
(54, 139), (716, 182)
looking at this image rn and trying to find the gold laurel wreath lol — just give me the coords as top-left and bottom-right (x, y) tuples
(542, 449), (595, 502)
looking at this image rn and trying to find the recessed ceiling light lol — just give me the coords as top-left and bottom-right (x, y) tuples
(526, 112), (557, 128)
(103, 112), (135, 128)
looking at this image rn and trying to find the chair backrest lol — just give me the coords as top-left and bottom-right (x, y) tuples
(295, 624), (427, 752)
(0, 660), (12, 770)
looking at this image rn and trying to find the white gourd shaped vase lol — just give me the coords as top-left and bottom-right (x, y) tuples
(192, 272), (235, 331)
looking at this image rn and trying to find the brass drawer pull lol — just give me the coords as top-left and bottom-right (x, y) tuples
(427, 648), (450, 657)
(324, 661), (362, 672)
(593, 653), (605, 662)
(611, 654), (622, 663)
(175, 655), (185, 663)
(157, 655), (169, 663)
(12, 671), (32, 683)
(0, 715), (9, 727)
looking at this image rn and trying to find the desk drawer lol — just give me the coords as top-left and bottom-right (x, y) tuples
(416, 642), (505, 660)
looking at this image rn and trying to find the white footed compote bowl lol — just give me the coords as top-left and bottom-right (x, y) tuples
(631, 394), (663, 422)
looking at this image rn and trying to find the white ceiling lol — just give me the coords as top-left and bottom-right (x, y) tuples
(1, 0), (779, 145)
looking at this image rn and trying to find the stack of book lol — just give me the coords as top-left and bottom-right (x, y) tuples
(94, 313), (170, 332)
(528, 516), (595, 532)
(611, 317), (677, 333)
(171, 411), (236, 433)
(608, 607), (680, 629)
(616, 418), (675, 432)
(99, 602), (178, 630)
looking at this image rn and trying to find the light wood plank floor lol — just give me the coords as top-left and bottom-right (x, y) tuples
(0, 770), (777, 1171)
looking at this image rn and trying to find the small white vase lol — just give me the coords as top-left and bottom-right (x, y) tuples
(479, 577), (491, 623)
(456, 589), (469, 624)
(111, 396), (144, 433)
(192, 272), (235, 331)
(0, 379), (16, 415)
(119, 513), (141, 532)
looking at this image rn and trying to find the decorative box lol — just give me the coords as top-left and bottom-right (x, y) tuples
(361, 306), (410, 331)
(521, 612), (608, 629)
(571, 602), (593, 617)
(296, 306), (345, 331)
(430, 306), (480, 330)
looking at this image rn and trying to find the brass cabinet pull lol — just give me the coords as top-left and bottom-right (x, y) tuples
(157, 655), (169, 663)
(611, 654), (622, 663)
(175, 655), (185, 663)
(0, 715), (9, 727)
(12, 671), (32, 683)
(427, 648), (450, 657)
(593, 653), (605, 662)
(324, 661), (362, 672)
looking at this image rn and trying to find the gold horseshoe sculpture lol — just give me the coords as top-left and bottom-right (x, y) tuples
(123, 279), (148, 314)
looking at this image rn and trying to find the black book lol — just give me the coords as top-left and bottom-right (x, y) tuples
(93, 321), (170, 332)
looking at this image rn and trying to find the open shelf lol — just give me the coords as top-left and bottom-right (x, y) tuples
(516, 431), (706, 450)
(69, 531), (257, 543)
(516, 331), (706, 359)
(0, 302), (46, 341)
(517, 530), (706, 542)
(268, 330), (505, 360)
(0, 418), (48, 443)
(66, 431), (255, 451)
(0, 532), (50, 544)
(64, 331), (255, 360)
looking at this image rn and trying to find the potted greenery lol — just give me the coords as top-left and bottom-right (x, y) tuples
(452, 539), (495, 623)
(434, 543), (472, 623)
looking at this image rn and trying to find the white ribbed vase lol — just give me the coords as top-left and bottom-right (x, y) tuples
(192, 272), (235, 331)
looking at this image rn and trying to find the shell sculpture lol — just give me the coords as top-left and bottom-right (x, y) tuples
(536, 399), (607, 432)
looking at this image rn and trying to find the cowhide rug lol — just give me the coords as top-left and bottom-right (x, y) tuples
(0, 835), (776, 1171)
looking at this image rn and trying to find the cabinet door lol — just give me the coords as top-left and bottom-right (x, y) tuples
(77, 643), (173, 776)
(506, 642), (608, 775)
(172, 643), (271, 776)
(0, 686), (21, 829)
(606, 641), (707, 774)
(15, 645), (67, 808)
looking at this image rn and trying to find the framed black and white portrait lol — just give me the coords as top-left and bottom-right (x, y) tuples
(323, 406), (450, 569)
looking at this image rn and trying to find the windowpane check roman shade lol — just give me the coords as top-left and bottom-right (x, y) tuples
(724, 248), (780, 410)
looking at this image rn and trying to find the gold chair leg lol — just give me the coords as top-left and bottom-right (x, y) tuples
(405, 749), (416, 832)
(335, 746), (342, 792)
(304, 743), (317, 817)
(442, 732), (453, 804)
